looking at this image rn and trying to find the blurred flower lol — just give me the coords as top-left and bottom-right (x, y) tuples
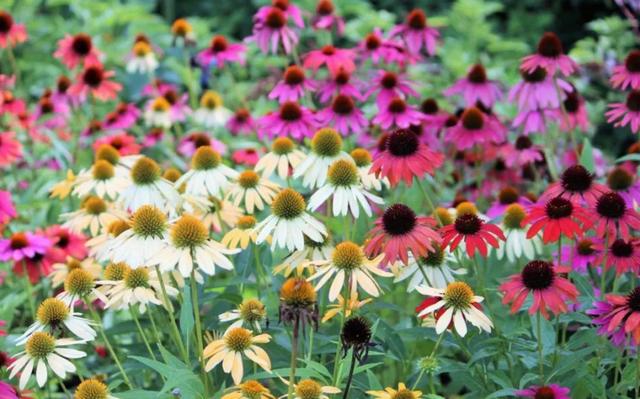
(258, 101), (316, 140)
(273, 235), (332, 277)
(350, 148), (388, 191)
(521, 32), (577, 76)
(390, 8), (439, 55)
(373, 97), (424, 129)
(221, 380), (275, 399)
(49, 256), (101, 288)
(611, 49), (640, 90)
(0, 232), (50, 262)
(316, 94), (367, 136)
(269, 65), (316, 103)
(312, 0), (345, 35)
(445, 107), (506, 150)
(0, 130), (22, 166)
(227, 108), (256, 135)
(69, 61), (121, 102)
(197, 35), (246, 68)
(0, 190), (16, 224)
(126, 37), (159, 74)
(303, 45), (355, 76)
(516, 384), (570, 399)
(171, 18), (195, 45)
(508, 67), (571, 111)
(444, 64), (502, 107)
(317, 68), (364, 103)
(559, 238), (600, 274)
(367, 383), (421, 399)
(93, 133), (141, 156)
(250, 5), (299, 55)
(606, 89), (640, 133)
(193, 90), (233, 128)
(357, 28), (407, 66)
(560, 88), (589, 132)
(54, 33), (101, 69)
(0, 11), (27, 48)
(72, 160), (132, 201)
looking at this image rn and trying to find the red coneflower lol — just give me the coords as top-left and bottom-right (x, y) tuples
(540, 164), (607, 205)
(591, 191), (640, 241)
(68, 61), (121, 102)
(522, 197), (592, 244)
(54, 33), (102, 69)
(440, 213), (505, 258)
(594, 238), (640, 275)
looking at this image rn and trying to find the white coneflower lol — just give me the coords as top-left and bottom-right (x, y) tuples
(72, 159), (131, 200)
(175, 146), (238, 197)
(149, 214), (239, 278)
(144, 96), (172, 128)
(99, 266), (178, 312)
(293, 128), (348, 189)
(126, 40), (159, 74)
(255, 188), (327, 251)
(193, 196), (243, 233)
(226, 170), (280, 214)
(17, 298), (96, 343)
(218, 298), (266, 332)
(496, 203), (542, 262)
(273, 234), (333, 277)
(57, 268), (107, 306)
(308, 158), (383, 218)
(221, 215), (262, 249)
(289, 379), (341, 399)
(391, 244), (465, 291)
(74, 378), (119, 399)
(308, 241), (391, 301)
(119, 156), (180, 214)
(255, 136), (305, 180)
(350, 148), (389, 191)
(86, 219), (131, 262)
(95, 143), (142, 171)
(9, 331), (86, 390)
(49, 257), (102, 288)
(61, 195), (128, 237)
(193, 90), (232, 128)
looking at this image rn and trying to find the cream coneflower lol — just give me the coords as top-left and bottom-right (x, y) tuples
(18, 298), (96, 343)
(119, 157), (180, 214)
(308, 159), (383, 218)
(497, 203), (542, 263)
(230, 171), (281, 213)
(221, 380), (275, 399)
(221, 215), (262, 249)
(255, 188), (327, 251)
(49, 257), (101, 288)
(50, 169), (76, 200)
(86, 219), (131, 262)
(203, 327), (272, 384)
(255, 136), (306, 180)
(193, 90), (233, 128)
(293, 128), (348, 189)
(96, 262), (130, 301)
(126, 40), (159, 74)
(149, 214), (239, 278)
(391, 244), (465, 291)
(273, 234), (333, 277)
(99, 266), (177, 312)
(219, 298), (267, 332)
(197, 196), (243, 233)
(175, 146), (238, 197)
(322, 291), (372, 323)
(351, 148), (389, 191)
(171, 18), (195, 44)
(61, 195), (128, 237)
(75, 378), (119, 399)
(8, 331), (86, 390)
(144, 96), (172, 128)
(308, 241), (391, 301)
(367, 383), (421, 399)
(289, 379), (341, 399)
(57, 268), (106, 306)
(72, 159), (131, 200)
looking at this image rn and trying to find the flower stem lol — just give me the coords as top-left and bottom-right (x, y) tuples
(332, 279), (350, 385)
(600, 232), (610, 298)
(21, 261), (36, 321)
(341, 349), (357, 399)
(129, 305), (156, 360)
(287, 315), (300, 399)
(190, 271), (209, 395)
(154, 266), (189, 364)
(536, 312), (544, 384)
(416, 178), (440, 225)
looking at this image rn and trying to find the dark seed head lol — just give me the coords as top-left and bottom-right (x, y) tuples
(365, 33), (381, 50)
(284, 65), (305, 85)
(625, 50), (640, 73)
(316, 0), (334, 15)
(608, 167), (634, 191)
(406, 9), (426, 30)
(515, 136), (533, 150)
(560, 165), (593, 193)
(331, 94), (354, 115)
(544, 197), (573, 219)
(82, 66), (103, 87)
(341, 316), (372, 348)
(386, 128), (418, 157)
(521, 67), (547, 83)
(388, 97), (407, 114)
(210, 35), (228, 52)
(626, 90), (640, 112)
(467, 64), (487, 84)
(461, 107), (484, 130)
(498, 187), (519, 205)
(563, 91), (580, 113)
(382, 204), (417, 236)
(421, 98), (439, 115)
(537, 32), (563, 58)
(627, 287), (640, 312)
(611, 239), (634, 258)
(521, 260), (555, 290)
(0, 11), (13, 34)
(265, 7), (286, 29)
(533, 386), (557, 399)
(596, 192), (626, 219)
(380, 72), (397, 89)
(576, 239), (595, 256)
(279, 101), (302, 121)
(71, 33), (93, 56)
(454, 214), (482, 235)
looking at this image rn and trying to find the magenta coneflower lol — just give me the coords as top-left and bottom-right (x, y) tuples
(196, 35), (246, 68)
(512, 108), (562, 135)
(370, 128), (443, 187)
(521, 32), (578, 76)
(606, 90), (640, 133)
(231, 148), (261, 167)
(54, 33), (102, 69)
(486, 186), (533, 219)
(33, 93), (69, 130)
(444, 64), (502, 107)
(372, 97), (424, 129)
(594, 238), (640, 275)
(357, 28), (406, 65)
(389, 8), (439, 55)
(250, 6), (299, 55)
(607, 166), (640, 207)
(516, 384), (571, 399)
(365, 203), (441, 265)
(268, 65), (316, 103)
(591, 191), (640, 241)
(227, 108), (256, 135)
(611, 50), (640, 90)
(0, 130), (22, 167)
(303, 45), (356, 76)
(68, 61), (121, 102)
(441, 213), (505, 258)
(559, 238), (600, 274)
(499, 260), (578, 318)
(420, 98), (449, 138)
(559, 89), (589, 132)
(103, 102), (140, 130)
(445, 107), (506, 150)
(366, 70), (418, 107)
(317, 68), (364, 103)
(522, 197), (592, 244)
(508, 67), (571, 111)
(590, 288), (640, 346)
(500, 136), (543, 168)
(260, 0), (304, 28)
(258, 101), (316, 140)
(312, 0), (345, 35)
(176, 132), (225, 157)
(0, 190), (16, 224)
(0, 11), (26, 49)
(540, 164), (607, 205)
(315, 94), (367, 135)
(0, 232), (50, 262)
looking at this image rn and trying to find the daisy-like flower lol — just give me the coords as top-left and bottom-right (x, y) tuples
(50, 170), (76, 200)
(308, 241), (391, 301)
(0, 190), (16, 224)
(144, 96), (172, 128)
(69, 62), (121, 102)
(227, 108), (256, 135)
(522, 197), (592, 244)
(500, 136), (544, 168)
(317, 67), (364, 103)
(486, 186), (533, 219)
(192, 196), (243, 233)
(606, 90), (640, 134)
(312, 0), (345, 35)
(370, 128), (443, 187)
(289, 379), (341, 399)
(273, 235), (333, 277)
(176, 146), (238, 198)
(44, 225), (87, 262)
(445, 107), (506, 150)
(303, 45), (355, 76)
(540, 164), (607, 205)
(226, 170), (281, 214)
(358, 28), (406, 66)
(322, 291), (372, 323)
(17, 298), (96, 343)
(86, 219), (130, 261)
(373, 97), (424, 129)
(392, 244), (464, 290)
(219, 298), (266, 332)
(508, 67), (571, 111)
(193, 90), (233, 128)
(308, 159), (383, 218)
(250, 5), (299, 55)
(441, 213), (505, 258)
(221, 380), (275, 399)
(255, 136), (305, 180)
(203, 327), (271, 384)
(0, 11), (26, 48)
(594, 238), (640, 275)
(49, 257), (101, 288)
(559, 238), (600, 274)
(126, 38), (158, 74)
(416, 282), (492, 336)
(560, 89), (589, 132)
(99, 266), (177, 312)
(589, 287), (640, 346)
(8, 331), (86, 390)
(72, 159), (131, 200)
(516, 384), (571, 399)
(499, 260), (578, 318)
(293, 128), (347, 189)
(444, 64), (502, 107)
(171, 18), (196, 46)
(611, 50), (640, 90)
(255, 188), (327, 251)
(390, 8), (439, 55)
(75, 378), (119, 399)
(316, 94), (367, 136)
(197, 35), (246, 68)
(350, 148), (388, 191)
(366, 70), (418, 107)
(591, 191), (640, 241)
(367, 383), (421, 399)
(269, 65), (316, 103)
(0, 232), (50, 262)
(119, 156), (180, 214)
(497, 204), (542, 263)
(57, 267), (106, 305)
(54, 33), (101, 69)
(222, 215), (262, 250)
(149, 214), (239, 278)
(259, 101), (316, 140)
(0, 130), (23, 167)
(521, 32), (577, 76)
(61, 195), (127, 237)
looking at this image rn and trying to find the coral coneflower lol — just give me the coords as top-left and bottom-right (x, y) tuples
(0, 130), (22, 167)
(594, 238), (640, 275)
(69, 61), (121, 102)
(303, 45), (356, 76)
(440, 213), (505, 258)
(522, 197), (592, 244)
(591, 191), (640, 241)
(521, 32), (578, 76)
(611, 49), (640, 90)
(540, 164), (607, 205)
(589, 287), (640, 346)
(0, 190), (16, 224)
(0, 11), (27, 49)
(54, 33), (101, 69)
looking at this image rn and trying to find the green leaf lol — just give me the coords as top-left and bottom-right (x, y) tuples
(180, 283), (194, 344)
(116, 390), (172, 399)
(130, 355), (204, 399)
(580, 138), (595, 173)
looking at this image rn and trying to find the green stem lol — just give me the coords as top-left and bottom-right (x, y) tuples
(412, 333), (445, 391)
(287, 315), (300, 399)
(536, 312), (544, 384)
(332, 277), (350, 385)
(415, 178), (440, 225)
(6, 46), (19, 84)
(154, 266), (189, 363)
(21, 260), (36, 321)
(129, 305), (156, 360)
(600, 233), (610, 299)
(190, 271), (209, 395)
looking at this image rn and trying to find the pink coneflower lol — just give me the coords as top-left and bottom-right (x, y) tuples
(521, 32), (578, 76)
(44, 225), (87, 262)
(69, 61), (121, 102)
(177, 132), (225, 157)
(303, 45), (356, 76)
(540, 164), (607, 205)
(227, 108), (256, 135)
(366, 70), (418, 107)
(486, 186), (533, 219)
(141, 79), (176, 98)
(51, 75), (81, 109)
(317, 68), (364, 103)
(509, 67), (571, 111)
(33, 93), (68, 130)
(512, 108), (562, 135)
(103, 102), (140, 130)
(54, 33), (101, 69)
(358, 28), (406, 65)
(0, 232), (50, 262)
(258, 101), (316, 140)
(389, 8), (439, 55)
(315, 94), (367, 135)
(0, 190), (16, 224)
(559, 89), (589, 132)
(420, 98), (449, 139)
(0, 381), (18, 399)
(591, 191), (640, 241)
(0, 131), (22, 167)
(0, 91), (25, 115)
(232, 148), (261, 167)
(372, 97), (423, 129)
(594, 238), (640, 275)
(515, 384), (571, 399)
(262, 0), (304, 28)
(500, 260), (578, 318)
(365, 203), (441, 265)
(444, 64), (502, 107)
(142, 128), (164, 147)
(312, 0), (345, 35)
(558, 238), (600, 274)
(250, 6), (299, 55)
(607, 166), (640, 207)
(159, 87), (191, 122)
(441, 214), (505, 258)
(0, 11), (26, 48)
(370, 128), (443, 187)
(500, 136), (544, 168)
(611, 50), (640, 90)
(606, 90), (640, 133)
(589, 287), (640, 346)
(268, 65), (316, 103)
(522, 197), (592, 244)
(196, 35), (246, 68)
(445, 107), (506, 150)
(93, 132), (140, 156)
